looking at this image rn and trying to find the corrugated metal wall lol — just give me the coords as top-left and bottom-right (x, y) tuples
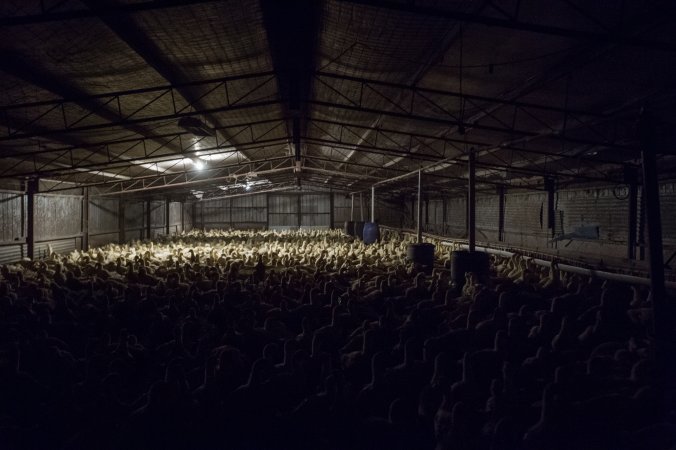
(425, 196), (466, 236)
(89, 197), (119, 248)
(429, 183), (676, 262)
(268, 194), (298, 228)
(427, 199), (444, 234)
(0, 191), (24, 264)
(660, 183), (676, 247)
(202, 198), (229, 227)
(183, 203), (194, 231)
(2, 183), (676, 265)
(333, 194), (353, 225)
(34, 193), (83, 258)
(476, 195), (499, 242)
(503, 191), (549, 248)
(232, 195), (267, 229)
(149, 201), (166, 239)
(0, 191), (24, 242)
(201, 194), (267, 229)
(169, 202), (183, 234)
(124, 201), (145, 242)
(334, 194), (405, 229)
(377, 198), (406, 228)
(301, 194), (331, 228)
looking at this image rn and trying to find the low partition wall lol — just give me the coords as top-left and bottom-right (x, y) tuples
(380, 225), (676, 289)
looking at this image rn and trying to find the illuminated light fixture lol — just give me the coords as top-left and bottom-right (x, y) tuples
(217, 178), (270, 193)
(193, 160), (205, 170)
(178, 117), (215, 137)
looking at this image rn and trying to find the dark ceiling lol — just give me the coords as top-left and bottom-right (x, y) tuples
(1, 0), (675, 201)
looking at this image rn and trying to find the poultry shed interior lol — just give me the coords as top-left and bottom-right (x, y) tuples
(0, 1), (676, 449)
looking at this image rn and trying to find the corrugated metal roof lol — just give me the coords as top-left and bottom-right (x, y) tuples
(0, 0), (674, 199)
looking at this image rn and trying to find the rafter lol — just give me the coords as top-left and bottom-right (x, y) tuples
(334, 0), (676, 53)
(84, 0), (271, 163)
(65, 156), (294, 195)
(0, 0), (224, 27)
(0, 51), (183, 153)
(308, 99), (636, 152)
(3, 137), (289, 179)
(306, 117), (630, 168)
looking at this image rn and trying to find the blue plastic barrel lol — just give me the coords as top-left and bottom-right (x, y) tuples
(363, 222), (380, 244)
(344, 221), (355, 236)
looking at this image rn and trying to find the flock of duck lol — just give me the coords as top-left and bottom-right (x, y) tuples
(0, 228), (673, 449)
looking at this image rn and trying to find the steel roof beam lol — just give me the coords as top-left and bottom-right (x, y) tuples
(315, 71), (605, 119)
(2, 137), (289, 179)
(308, 99), (636, 151)
(0, 118), (282, 163)
(307, 117), (631, 167)
(0, 52), (182, 153)
(52, 156), (293, 194)
(0, 71), (275, 112)
(0, 0), (225, 27)
(0, 99), (279, 142)
(261, 0), (323, 188)
(335, 0), (676, 53)
(83, 0), (263, 161)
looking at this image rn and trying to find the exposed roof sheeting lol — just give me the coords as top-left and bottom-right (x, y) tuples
(0, 0), (674, 200)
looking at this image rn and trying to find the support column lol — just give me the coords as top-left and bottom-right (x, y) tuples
(191, 202), (197, 230)
(371, 186), (375, 222)
(626, 167), (639, 260)
(498, 186), (506, 242)
(350, 194), (354, 221)
(545, 178), (556, 241)
(266, 194), (271, 230)
(442, 196), (448, 233)
(468, 149), (476, 252)
(359, 192), (364, 221)
(329, 192), (335, 228)
(297, 194), (302, 229)
(26, 178), (38, 260)
(165, 198), (171, 236)
(417, 169), (423, 243)
(180, 202), (185, 233)
(410, 196), (415, 226)
(82, 187), (89, 251)
(637, 111), (671, 384)
(145, 199), (151, 240)
(118, 199), (126, 244)
(639, 190), (646, 260)
(229, 197), (233, 229)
